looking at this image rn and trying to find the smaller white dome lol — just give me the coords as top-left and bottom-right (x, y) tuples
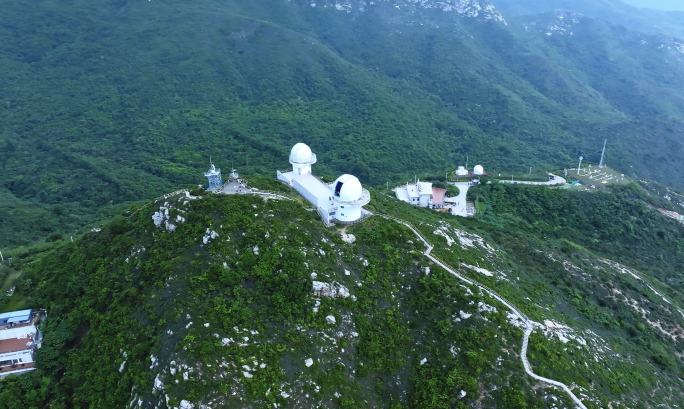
(332, 174), (363, 202)
(290, 143), (313, 164)
(456, 166), (468, 176)
(473, 165), (484, 175)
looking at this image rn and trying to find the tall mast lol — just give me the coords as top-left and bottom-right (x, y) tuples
(599, 139), (607, 168)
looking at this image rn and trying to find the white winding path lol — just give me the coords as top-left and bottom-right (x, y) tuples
(378, 214), (588, 409)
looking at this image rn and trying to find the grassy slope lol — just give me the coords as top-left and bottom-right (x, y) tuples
(2, 177), (684, 407)
(368, 181), (684, 408)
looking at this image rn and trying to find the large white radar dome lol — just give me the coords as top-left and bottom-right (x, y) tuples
(290, 143), (313, 164)
(333, 174), (363, 202)
(473, 165), (484, 175)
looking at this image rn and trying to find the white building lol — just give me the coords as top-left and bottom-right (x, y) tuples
(277, 143), (370, 225)
(394, 180), (446, 209)
(0, 309), (40, 378)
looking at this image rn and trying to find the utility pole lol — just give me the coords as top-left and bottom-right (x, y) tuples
(465, 155), (469, 170)
(599, 139), (607, 168)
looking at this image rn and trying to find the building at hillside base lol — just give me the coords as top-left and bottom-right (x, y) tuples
(0, 309), (43, 378)
(277, 143), (371, 226)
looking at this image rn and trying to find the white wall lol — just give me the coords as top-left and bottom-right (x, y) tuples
(336, 204), (362, 222)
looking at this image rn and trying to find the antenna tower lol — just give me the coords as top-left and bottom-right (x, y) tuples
(599, 139), (607, 168)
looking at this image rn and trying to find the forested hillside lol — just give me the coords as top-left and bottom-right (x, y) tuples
(3, 0), (684, 247)
(3, 180), (684, 408)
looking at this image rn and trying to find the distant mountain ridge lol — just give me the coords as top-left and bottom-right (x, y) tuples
(305, 0), (505, 22)
(490, 0), (684, 38)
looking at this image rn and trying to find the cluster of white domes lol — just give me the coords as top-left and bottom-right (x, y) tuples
(454, 164), (485, 177)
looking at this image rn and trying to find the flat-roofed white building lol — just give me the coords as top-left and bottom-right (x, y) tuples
(277, 143), (370, 225)
(394, 180), (445, 209)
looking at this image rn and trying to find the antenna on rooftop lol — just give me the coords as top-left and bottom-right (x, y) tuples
(599, 139), (607, 168)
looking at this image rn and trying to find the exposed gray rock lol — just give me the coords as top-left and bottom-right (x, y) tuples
(312, 281), (350, 298)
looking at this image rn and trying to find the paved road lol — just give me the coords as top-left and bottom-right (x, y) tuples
(445, 181), (472, 217)
(378, 213), (588, 409)
(499, 174), (567, 186)
(220, 181), (251, 194)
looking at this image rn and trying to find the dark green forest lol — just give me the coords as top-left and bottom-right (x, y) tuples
(3, 0), (684, 246)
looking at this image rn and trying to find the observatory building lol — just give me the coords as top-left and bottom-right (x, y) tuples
(204, 163), (223, 191)
(453, 165), (487, 179)
(393, 180), (446, 209)
(277, 143), (371, 226)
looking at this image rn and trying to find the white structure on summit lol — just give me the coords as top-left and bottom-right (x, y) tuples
(278, 143), (370, 226)
(204, 162), (223, 191)
(289, 143), (317, 175)
(473, 164), (484, 176)
(393, 180), (446, 209)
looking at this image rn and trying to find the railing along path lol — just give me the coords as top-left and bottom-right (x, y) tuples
(376, 213), (588, 409)
(122, 187), (588, 408)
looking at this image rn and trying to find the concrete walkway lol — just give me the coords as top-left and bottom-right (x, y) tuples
(521, 325), (588, 409)
(499, 174), (567, 186)
(220, 181), (251, 194)
(378, 213), (588, 409)
(445, 181), (472, 217)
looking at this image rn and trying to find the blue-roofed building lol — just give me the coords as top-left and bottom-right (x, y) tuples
(0, 309), (33, 327)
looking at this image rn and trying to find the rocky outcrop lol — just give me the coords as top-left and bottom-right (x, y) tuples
(312, 281), (350, 298)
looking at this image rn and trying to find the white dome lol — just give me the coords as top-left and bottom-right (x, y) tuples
(456, 166), (468, 176)
(332, 174), (363, 202)
(473, 165), (484, 175)
(290, 143), (313, 163)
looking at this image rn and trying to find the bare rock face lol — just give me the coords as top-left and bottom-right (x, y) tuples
(312, 281), (350, 298)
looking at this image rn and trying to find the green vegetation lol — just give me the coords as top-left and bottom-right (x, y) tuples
(2, 0), (684, 406)
(0, 192), (548, 408)
(367, 180), (684, 407)
(1, 176), (683, 406)
(3, 0), (684, 246)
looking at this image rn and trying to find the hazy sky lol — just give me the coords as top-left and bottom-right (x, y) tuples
(622, 0), (684, 11)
